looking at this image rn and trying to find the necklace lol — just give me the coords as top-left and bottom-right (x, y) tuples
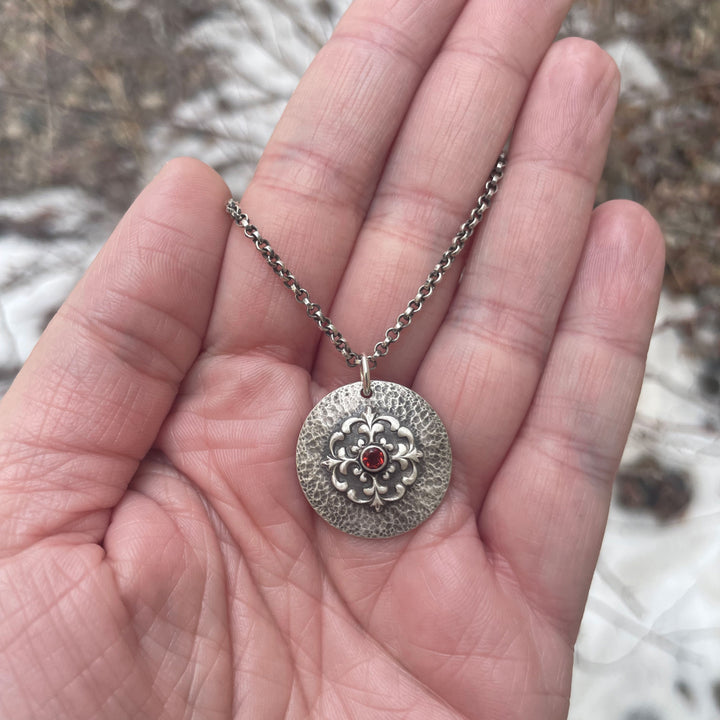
(226, 153), (506, 538)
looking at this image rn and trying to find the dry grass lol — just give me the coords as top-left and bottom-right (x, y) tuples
(0, 0), (221, 208)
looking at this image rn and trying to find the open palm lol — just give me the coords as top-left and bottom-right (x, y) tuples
(0, 1), (663, 718)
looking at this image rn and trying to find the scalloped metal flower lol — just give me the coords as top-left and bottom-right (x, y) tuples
(322, 408), (423, 511)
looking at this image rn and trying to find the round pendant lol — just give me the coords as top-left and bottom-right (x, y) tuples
(296, 381), (451, 538)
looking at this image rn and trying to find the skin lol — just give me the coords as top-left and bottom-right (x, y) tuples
(0, 0), (665, 718)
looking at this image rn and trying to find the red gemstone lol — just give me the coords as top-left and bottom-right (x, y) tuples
(360, 446), (387, 472)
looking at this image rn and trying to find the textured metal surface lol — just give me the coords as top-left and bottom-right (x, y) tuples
(296, 381), (451, 538)
(226, 153), (505, 368)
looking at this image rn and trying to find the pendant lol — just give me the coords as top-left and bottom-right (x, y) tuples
(296, 374), (451, 538)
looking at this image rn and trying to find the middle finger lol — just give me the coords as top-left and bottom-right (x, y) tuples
(313, 0), (575, 390)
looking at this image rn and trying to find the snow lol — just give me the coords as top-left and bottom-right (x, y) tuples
(570, 295), (720, 720)
(604, 39), (670, 102)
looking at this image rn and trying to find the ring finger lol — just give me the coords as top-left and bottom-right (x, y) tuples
(418, 38), (622, 518)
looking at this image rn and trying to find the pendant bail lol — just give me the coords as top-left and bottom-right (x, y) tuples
(360, 355), (372, 398)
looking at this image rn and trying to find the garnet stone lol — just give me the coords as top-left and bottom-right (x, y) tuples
(360, 445), (387, 472)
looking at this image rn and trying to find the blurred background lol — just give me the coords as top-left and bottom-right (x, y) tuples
(1, 1), (718, 718)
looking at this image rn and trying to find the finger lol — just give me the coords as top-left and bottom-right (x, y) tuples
(207, 0), (473, 364)
(314, 0), (574, 390)
(479, 201), (665, 638)
(0, 159), (231, 555)
(416, 39), (621, 516)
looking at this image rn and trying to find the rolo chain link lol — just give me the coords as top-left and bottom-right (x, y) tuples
(226, 152), (506, 368)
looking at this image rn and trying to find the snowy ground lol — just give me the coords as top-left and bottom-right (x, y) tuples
(571, 293), (720, 720)
(1, 2), (718, 718)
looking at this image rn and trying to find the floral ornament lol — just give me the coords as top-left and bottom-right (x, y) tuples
(322, 407), (423, 511)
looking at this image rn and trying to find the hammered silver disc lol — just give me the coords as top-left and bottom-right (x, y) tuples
(296, 381), (451, 538)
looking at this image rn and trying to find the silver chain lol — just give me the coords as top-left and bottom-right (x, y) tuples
(226, 152), (506, 368)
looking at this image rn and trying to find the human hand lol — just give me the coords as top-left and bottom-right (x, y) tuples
(0, 0), (664, 718)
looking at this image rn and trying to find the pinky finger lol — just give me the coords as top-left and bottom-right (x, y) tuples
(478, 200), (665, 639)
